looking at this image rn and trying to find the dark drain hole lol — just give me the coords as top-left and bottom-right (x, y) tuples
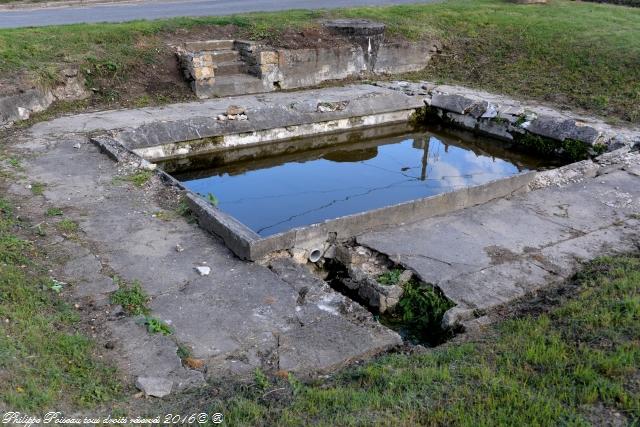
(320, 246), (457, 347)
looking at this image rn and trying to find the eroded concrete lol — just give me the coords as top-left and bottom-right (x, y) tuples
(7, 83), (640, 396)
(358, 152), (640, 328)
(6, 132), (400, 393)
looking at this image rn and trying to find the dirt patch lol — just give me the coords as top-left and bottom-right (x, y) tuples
(485, 245), (520, 265)
(0, 75), (39, 96)
(257, 25), (355, 49)
(162, 24), (242, 45)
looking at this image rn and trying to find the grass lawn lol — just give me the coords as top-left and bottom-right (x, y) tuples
(0, 0), (639, 122)
(0, 197), (121, 411)
(167, 254), (639, 426)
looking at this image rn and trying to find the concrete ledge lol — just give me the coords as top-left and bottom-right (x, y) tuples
(186, 170), (537, 260)
(132, 110), (415, 161)
(185, 192), (259, 259)
(93, 130), (538, 262)
(377, 81), (640, 152)
(110, 85), (425, 161)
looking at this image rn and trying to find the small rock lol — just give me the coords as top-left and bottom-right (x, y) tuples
(227, 114), (237, 120)
(317, 101), (349, 113)
(195, 266), (211, 276)
(175, 244), (184, 252)
(62, 68), (79, 78)
(398, 270), (413, 285)
(226, 105), (245, 116)
(441, 306), (474, 330)
(216, 114), (227, 121)
(135, 376), (173, 398)
(238, 114), (248, 121)
(139, 160), (157, 171)
(17, 107), (30, 120)
(73, 143), (81, 149)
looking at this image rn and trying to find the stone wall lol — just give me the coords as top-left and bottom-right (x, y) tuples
(374, 41), (440, 74)
(0, 68), (88, 127)
(175, 48), (216, 99)
(176, 37), (439, 98)
(377, 81), (640, 157)
(243, 42), (438, 91)
(270, 47), (367, 89)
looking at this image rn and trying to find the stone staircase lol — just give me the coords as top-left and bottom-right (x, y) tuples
(178, 40), (267, 98)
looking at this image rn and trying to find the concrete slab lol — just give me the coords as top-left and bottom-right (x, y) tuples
(8, 133), (402, 384)
(28, 84), (424, 140)
(359, 165), (640, 319)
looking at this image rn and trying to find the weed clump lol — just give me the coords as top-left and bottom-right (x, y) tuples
(378, 269), (404, 286)
(144, 316), (172, 335)
(114, 170), (153, 187)
(56, 218), (79, 234)
(383, 280), (454, 344)
(111, 279), (149, 316)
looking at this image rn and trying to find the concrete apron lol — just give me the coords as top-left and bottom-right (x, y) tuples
(90, 85), (638, 334)
(87, 82), (639, 266)
(87, 83), (640, 323)
(16, 82), (640, 392)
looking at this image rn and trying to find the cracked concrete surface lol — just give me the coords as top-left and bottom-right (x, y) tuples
(7, 132), (400, 392)
(359, 153), (640, 326)
(5, 83), (640, 395)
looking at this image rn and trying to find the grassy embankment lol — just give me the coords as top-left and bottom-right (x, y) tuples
(0, 0), (638, 122)
(194, 255), (639, 426)
(0, 195), (121, 411)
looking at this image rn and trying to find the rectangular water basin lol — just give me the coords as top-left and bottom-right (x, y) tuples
(159, 123), (560, 243)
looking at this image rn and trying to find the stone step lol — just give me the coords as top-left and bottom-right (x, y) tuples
(184, 39), (234, 51)
(211, 50), (239, 63)
(215, 60), (248, 76)
(207, 74), (269, 97)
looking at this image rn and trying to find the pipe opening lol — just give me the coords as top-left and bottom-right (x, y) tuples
(308, 249), (323, 263)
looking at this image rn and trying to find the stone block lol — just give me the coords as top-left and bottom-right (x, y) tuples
(192, 66), (214, 80)
(431, 93), (478, 115)
(258, 50), (279, 65)
(135, 376), (173, 398)
(191, 54), (213, 68)
(526, 116), (602, 145)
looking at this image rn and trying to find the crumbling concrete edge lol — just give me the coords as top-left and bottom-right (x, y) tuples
(0, 89), (54, 127)
(91, 132), (538, 263)
(91, 134), (187, 191)
(1, 69), (89, 127)
(245, 171), (538, 261)
(132, 109), (416, 162)
(377, 81), (640, 153)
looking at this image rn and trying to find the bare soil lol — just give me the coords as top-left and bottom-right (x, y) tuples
(257, 25), (355, 49)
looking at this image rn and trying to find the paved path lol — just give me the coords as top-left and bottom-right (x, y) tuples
(0, 0), (436, 29)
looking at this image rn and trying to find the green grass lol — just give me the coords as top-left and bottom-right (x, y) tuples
(114, 170), (153, 187)
(45, 207), (63, 217)
(181, 254), (640, 426)
(143, 316), (172, 335)
(0, 198), (121, 411)
(1, 1), (638, 122)
(30, 181), (45, 195)
(377, 268), (403, 286)
(110, 278), (149, 316)
(56, 218), (78, 234)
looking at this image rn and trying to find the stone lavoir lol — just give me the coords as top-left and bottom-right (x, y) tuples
(174, 19), (440, 98)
